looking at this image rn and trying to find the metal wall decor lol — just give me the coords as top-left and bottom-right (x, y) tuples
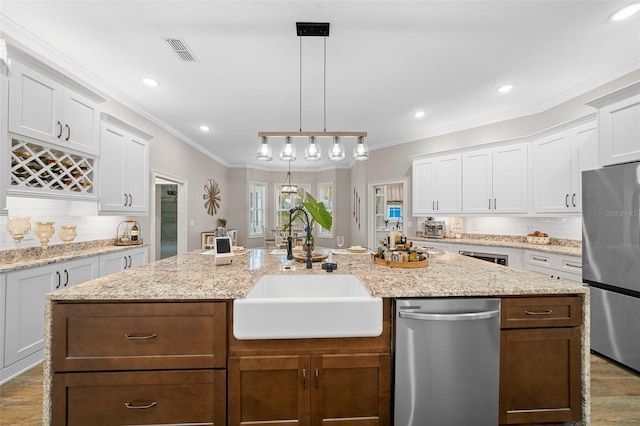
(203, 179), (221, 215)
(353, 187), (361, 230)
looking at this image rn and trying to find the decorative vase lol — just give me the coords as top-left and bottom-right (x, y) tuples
(34, 221), (55, 247)
(6, 216), (31, 244)
(59, 225), (77, 245)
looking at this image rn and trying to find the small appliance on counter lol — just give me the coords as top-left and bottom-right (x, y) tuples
(116, 220), (142, 245)
(423, 218), (445, 238)
(213, 236), (234, 265)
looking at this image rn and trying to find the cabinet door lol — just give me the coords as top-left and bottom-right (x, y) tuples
(434, 154), (461, 213)
(124, 136), (149, 212)
(8, 60), (64, 144)
(311, 354), (390, 426)
(532, 131), (572, 213)
(63, 89), (100, 155)
(98, 125), (126, 211)
(570, 122), (598, 211)
(4, 264), (57, 366)
(99, 252), (128, 276)
(128, 247), (149, 269)
(412, 159), (435, 215)
(462, 149), (493, 213)
(598, 93), (640, 167)
(1, 71), (8, 212)
(228, 355), (311, 426)
(493, 144), (528, 213)
(499, 327), (581, 424)
(57, 257), (99, 290)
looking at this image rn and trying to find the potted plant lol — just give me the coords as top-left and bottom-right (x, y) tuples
(285, 192), (332, 251)
(217, 217), (227, 229)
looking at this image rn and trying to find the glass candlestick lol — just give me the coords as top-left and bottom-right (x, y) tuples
(34, 221), (55, 247)
(59, 225), (77, 245)
(6, 216), (31, 262)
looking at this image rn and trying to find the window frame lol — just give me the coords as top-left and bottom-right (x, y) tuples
(316, 181), (334, 238)
(248, 181), (267, 238)
(274, 183), (311, 229)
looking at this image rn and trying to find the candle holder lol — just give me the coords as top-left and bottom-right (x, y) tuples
(59, 225), (77, 245)
(34, 221), (55, 248)
(6, 217), (31, 262)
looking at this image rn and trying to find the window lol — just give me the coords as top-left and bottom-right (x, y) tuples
(275, 184), (311, 228)
(249, 182), (266, 237)
(317, 182), (334, 237)
(388, 204), (402, 219)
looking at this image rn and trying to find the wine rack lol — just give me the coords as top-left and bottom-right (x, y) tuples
(10, 139), (96, 196)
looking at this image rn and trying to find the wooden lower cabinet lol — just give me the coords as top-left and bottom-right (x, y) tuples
(52, 369), (226, 426)
(499, 296), (583, 425)
(228, 353), (390, 426)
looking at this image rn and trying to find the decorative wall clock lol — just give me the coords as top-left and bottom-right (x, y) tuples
(203, 179), (221, 215)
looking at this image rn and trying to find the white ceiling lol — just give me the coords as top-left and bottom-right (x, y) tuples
(1, 1), (639, 171)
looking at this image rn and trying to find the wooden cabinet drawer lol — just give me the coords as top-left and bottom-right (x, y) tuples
(52, 302), (227, 371)
(52, 370), (225, 426)
(501, 297), (582, 329)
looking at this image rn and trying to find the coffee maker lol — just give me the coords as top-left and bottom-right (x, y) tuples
(423, 217), (446, 239)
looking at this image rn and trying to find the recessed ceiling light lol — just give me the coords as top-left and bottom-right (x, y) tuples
(199, 125), (210, 132)
(142, 77), (159, 87)
(414, 111), (426, 118)
(610, 2), (640, 21)
(497, 84), (514, 94)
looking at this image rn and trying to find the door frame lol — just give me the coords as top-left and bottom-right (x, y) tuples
(150, 170), (188, 261)
(367, 178), (408, 250)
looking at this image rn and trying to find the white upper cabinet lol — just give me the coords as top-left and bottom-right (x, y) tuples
(462, 143), (528, 214)
(587, 82), (640, 167)
(8, 60), (103, 155)
(98, 114), (151, 215)
(412, 154), (461, 215)
(532, 121), (597, 213)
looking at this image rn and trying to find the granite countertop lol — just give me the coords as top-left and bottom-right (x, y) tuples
(0, 240), (148, 273)
(48, 248), (587, 301)
(409, 236), (582, 257)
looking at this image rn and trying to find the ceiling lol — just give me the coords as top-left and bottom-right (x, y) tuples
(1, 1), (639, 171)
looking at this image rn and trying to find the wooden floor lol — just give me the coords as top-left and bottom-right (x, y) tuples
(0, 354), (638, 425)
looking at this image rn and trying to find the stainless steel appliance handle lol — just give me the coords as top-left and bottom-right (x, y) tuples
(399, 309), (499, 321)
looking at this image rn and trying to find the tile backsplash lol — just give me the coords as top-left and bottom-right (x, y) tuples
(0, 197), (125, 252)
(425, 216), (582, 240)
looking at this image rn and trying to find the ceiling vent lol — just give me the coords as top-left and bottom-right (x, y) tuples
(164, 38), (198, 62)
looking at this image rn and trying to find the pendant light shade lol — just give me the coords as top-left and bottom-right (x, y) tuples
(305, 136), (322, 161)
(280, 136), (296, 161)
(353, 136), (369, 161)
(256, 136), (273, 161)
(328, 136), (345, 161)
(281, 161), (298, 194)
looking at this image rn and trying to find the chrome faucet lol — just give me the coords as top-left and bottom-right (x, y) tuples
(287, 206), (313, 269)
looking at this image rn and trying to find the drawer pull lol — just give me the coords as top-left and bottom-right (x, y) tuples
(125, 401), (157, 409)
(532, 256), (548, 262)
(524, 310), (553, 316)
(125, 333), (158, 340)
(302, 368), (307, 389)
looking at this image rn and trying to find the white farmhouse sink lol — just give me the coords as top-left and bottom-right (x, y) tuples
(233, 274), (383, 340)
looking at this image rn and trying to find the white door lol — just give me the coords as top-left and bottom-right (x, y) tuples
(533, 131), (572, 213)
(462, 149), (492, 213)
(128, 247), (149, 269)
(412, 159), (435, 215)
(124, 137), (149, 212)
(99, 252), (128, 276)
(599, 94), (640, 167)
(570, 122), (598, 211)
(63, 89), (100, 155)
(434, 154), (461, 214)
(492, 144), (528, 213)
(4, 264), (56, 366)
(8, 61), (64, 144)
(98, 125), (126, 211)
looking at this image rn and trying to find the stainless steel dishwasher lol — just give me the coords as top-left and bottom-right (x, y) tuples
(394, 298), (501, 426)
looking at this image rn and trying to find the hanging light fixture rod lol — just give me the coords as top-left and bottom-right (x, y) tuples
(259, 131), (367, 137)
(296, 22), (330, 37)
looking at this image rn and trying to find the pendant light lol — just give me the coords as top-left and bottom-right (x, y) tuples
(259, 22), (368, 162)
(353, 136), (369, 161)
(280, 136), (296, 161)
(281, 160), (298, 194)
(328, 136), (345, 161)
(305, 136), (321, 161)
(256, 136), (273, 161)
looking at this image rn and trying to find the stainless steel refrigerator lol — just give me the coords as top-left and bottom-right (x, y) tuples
(582, 161), (640, 372)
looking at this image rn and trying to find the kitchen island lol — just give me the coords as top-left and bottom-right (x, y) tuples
(42, 248), (589, 425)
